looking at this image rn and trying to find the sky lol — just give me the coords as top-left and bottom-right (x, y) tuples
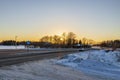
(0, 0), (120, 42)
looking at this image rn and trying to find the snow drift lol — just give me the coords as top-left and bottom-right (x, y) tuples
(58, 50), (120, 67)
(57, 50), (120, 80)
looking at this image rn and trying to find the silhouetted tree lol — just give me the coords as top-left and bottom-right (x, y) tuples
(66, 32), (76, 47)
(1, 40), (16, 45)
(53, 35), (61, 44)
(79, 40), (82, 44)
(40, 36), (50, 42)
(100, 40), (120, 48)
(62, 32), (66, 45)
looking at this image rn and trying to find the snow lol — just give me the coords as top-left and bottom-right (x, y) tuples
(57, 50), (120, 80)
(0, 59), (105, 80)
(0, 45), (25, 49)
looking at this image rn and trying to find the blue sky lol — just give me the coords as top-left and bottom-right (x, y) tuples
(0, 0), (120, 41)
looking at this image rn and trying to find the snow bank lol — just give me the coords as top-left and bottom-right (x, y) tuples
(57, 50), (120, 80)
(58, 50), (120, 67)
(0, 45), (25, 49)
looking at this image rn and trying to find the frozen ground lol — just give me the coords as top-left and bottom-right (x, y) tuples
(57, 50), (120, 80)
(0, 59), (106, 80)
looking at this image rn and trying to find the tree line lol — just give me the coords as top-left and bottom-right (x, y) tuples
(0, 32), (95, 48)
(99, 40), (120, 48)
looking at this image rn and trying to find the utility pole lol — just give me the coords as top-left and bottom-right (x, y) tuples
(15, 36), (17, 49)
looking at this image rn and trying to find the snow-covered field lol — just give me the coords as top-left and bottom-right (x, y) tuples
(57, 50), (120, 80)
(0, 45), (25, 49)
(0, 50), (120, 80)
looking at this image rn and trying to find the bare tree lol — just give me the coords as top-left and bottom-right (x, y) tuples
(53, 35), (61, 44)
(62, 32), (67, 45)
(66, 32), (76, 47)
(40, 36), (50, 42)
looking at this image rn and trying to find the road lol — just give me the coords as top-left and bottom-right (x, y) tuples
(0, 49), (79, 67)
(0, 49), (56, 56)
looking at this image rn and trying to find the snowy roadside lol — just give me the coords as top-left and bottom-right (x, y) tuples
(57, 50), (120, 80)
(0, 59), (111, 80)
(0, 50), (120, 80)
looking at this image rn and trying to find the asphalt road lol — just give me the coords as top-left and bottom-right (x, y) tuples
(0, 49), (53, 56)
(0, 49), (79, 67)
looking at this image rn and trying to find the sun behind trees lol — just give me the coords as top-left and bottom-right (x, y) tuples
(0, 32), (95, 48)
(39, 32), (94, 48)
(40, 32), (77, 47)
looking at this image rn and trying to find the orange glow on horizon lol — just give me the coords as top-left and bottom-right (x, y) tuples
(0, 33), (119, 43)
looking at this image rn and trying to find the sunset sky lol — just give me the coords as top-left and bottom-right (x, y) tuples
(0, 0), (120, 42)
